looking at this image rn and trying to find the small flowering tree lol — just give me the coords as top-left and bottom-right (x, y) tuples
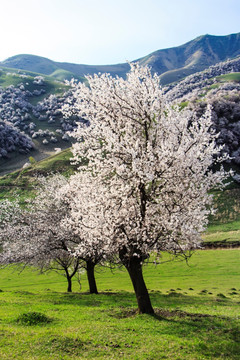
(61, 172), (112, 294)
(64, 63), (227, 314)
(0, 174), (109, 294)
(0, 180), (81, 293)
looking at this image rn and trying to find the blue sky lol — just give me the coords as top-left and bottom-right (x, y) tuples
(1, 0), (240, 65)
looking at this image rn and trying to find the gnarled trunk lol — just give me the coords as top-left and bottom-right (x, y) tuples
(124, 256), (154, 314)
(86, 260), (98, 294)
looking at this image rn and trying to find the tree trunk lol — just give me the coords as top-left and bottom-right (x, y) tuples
(125, 257), (154, 314)
(86, 260), (98, 294)
(66, 273), (72, 292)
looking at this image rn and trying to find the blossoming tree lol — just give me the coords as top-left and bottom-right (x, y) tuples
(0, 173), (109, 294)
(63, 63), (227, 314)
(0, 176), (81, 292)
(60, 171), (112, 294)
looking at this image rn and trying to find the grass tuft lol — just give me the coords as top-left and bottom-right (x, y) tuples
(15, 311), (53, 326)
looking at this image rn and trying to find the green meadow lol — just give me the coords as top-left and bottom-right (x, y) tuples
(0, 150), (240, 358)
(0, 250), (239, 359)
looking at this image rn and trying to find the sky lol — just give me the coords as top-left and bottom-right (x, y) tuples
(1, 0), (240, 65)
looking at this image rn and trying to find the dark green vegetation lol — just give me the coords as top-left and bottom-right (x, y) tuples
(1, 32), (240, 84)
(0, 250), (239, 359)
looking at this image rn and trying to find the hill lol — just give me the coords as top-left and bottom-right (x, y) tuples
(1, 49), (240, 175)
(139, 32), (240, 84)
(1, 32), (240, 84)
(0, 147), (76, 202)
(0, 67), (86, 175)
(0, 56), (87, 82)
(0, 54), (130, 82)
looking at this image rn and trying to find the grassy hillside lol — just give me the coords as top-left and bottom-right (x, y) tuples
(216, 72), (240, 83)
(0, 66), (66, 89)
(50, 68), (85, 82)
(1, 38), (240, 173)
(0, 66), (68, 106)
(0, 250), (239, 359)
(1, 32), (240, 84)
(136, 32), (240, 84)
(1, 54), (129, 81)
(0, 148), (77, 202)
(0, 68), (80, 174)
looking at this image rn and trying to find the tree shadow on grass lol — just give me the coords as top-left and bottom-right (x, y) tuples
(7, 290), (240, 359)
(104, 291), (240, 359)
(154, 309), (240, 359)
(34, 288), (238, 310)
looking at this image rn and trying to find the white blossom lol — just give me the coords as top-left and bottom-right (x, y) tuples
(62, 63), (228, 313)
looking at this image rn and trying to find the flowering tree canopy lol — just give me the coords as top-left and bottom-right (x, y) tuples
(63, 63), (227, 313)
(0, 173), (109, 293)
(60, 171), (112, 293)
(0, 176), (82, 292)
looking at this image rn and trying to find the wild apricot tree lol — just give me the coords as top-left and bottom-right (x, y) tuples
(64, 63), (227, 313)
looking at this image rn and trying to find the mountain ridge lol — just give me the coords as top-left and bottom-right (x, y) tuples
(1, 32), (240, 84)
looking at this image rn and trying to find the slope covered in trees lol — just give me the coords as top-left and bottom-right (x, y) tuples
(1, 53), (240, 173)
(0, 120), (33, 158)
(0, 69), (86, 174)
(165, 56), (240, 166)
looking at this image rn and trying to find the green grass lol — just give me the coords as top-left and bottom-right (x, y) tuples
(24, 147), (76, 174)
(216, 72), (240, 83)
(179, 101), (189, 110)
(0, 148), (79, 203)
(0, 250), (239, 359)
(1, 250), (239, 295)
(0, 67), (66, 93)
(50, 68), (86, 82)
(203, 229), (240, 244)
(200, 72), (240, 96)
